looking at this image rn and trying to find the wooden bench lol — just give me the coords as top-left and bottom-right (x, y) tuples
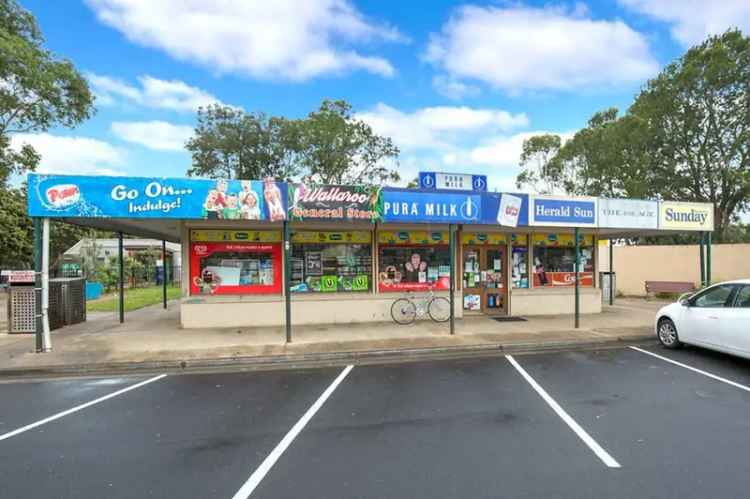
(645, 281), (696, 298)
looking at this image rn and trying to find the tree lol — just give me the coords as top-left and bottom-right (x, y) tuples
(186, 104), (300, 181)
(516, 134), (562, 194)
(0, 186), (32, 267)
(0, 0), (95, 183)
(296, 100), (400, 185)
(516, 30), (750, 240)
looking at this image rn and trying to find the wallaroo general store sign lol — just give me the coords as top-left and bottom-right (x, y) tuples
(288, 184), (380, 222)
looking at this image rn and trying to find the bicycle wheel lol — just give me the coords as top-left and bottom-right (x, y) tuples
(428, 296), (451, 322)
(391, 298), (417, 325)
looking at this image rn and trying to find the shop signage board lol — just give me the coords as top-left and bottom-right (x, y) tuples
(481, 193), (529, 227)
(27, 173), (287, 220)
(378, 230), (449, 245)
(418, 172), (488, 192)
(381, 189), (481, 223)
(191, 230), (282, 242)
(659, 201), (714, 231)
(598, 198), (658, 229)
(461, 233), (508, 245)
(532, 233), (594, 247)
(288, 184), (381, 222)
(5, 270), (35, 283)
(529, 196), (597, 227)
(291, 231), (372, 244)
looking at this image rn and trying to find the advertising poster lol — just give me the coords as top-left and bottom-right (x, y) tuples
(28, 174), (287, 221)
(378, 248), (450, 292)
(381, 189), (481, 224)
(190, 242), (282, 295)
(598, 198), (658, 229)
(190, 230), (281, 242)
(529, 196), (597, 227)
(378, 231), (448, 245)
(533, 272), (593, 287)
(498, 194), (523, 227)
(659, 201), (714, 231)
(288, 183), (381, 222)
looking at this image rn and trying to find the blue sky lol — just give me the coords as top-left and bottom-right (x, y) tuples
(14, 0), (750, 191)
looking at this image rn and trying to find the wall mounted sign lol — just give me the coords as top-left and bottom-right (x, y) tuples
(381, 189), (481, 223)
(291, 231), (372, 244)
(378, 231), (449, 245)
(598, 198), (658, 229)
(28, 173), (287, 220)
(529, 196), (597, 227)
(498, 194), (523, 227)
(191, 230), (281, 242)
(419, 172), (488, 192)
(532, 233), (594, 247)
(461, 233), (508, 245)
(659, 201), (714, 231)
(288, 184), (380, 222)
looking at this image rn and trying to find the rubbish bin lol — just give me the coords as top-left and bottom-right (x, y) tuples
(7, 270), (36, 333)
(600, 271), (616, 303)
(49, 277), (86, 330)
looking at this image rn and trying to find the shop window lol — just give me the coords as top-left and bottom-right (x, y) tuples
(190, 242), (282, 295)
(289, 234), (372, 293)
(379, 245), (451, 292)
(533, 236), (594, 287)
(511, 234), (528, 289)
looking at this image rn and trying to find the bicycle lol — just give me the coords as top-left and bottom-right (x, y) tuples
(390, 287), (451, 325)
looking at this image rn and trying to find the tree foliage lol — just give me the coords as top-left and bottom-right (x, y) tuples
(0, 0), (95, 184)
(295, 100), (400, 185)
(516, 30), (750, 240)
(186, 99), (400, 185)
(186, 104), (300, 181)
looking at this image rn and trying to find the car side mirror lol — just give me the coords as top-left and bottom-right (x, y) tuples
(680, 299), (691, 307)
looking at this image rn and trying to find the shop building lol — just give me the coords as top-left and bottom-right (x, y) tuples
(27, 173), (715, 330)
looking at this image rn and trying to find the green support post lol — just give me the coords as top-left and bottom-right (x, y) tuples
(33, 218), (43, 352)
(699, 232), (705, 287)
(118, 232), (124, 323)
(449, 224), (456, 335)
(575, 227), (581, 329)
(706, 232), (712, 285)
(162, 240), (167, 309)
(283, 221), (292, 343)
(609, 238), (614, 306)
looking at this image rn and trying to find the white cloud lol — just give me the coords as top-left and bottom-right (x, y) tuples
(85, 0), (403, 81)
(432, 75), (480, 100)
(619, 0), (750, 46)
(10, 133), (125, 176)
(88, 73), (225, 112)
(425, 5), (659, 93)
(357, 103), (529, 150)
(111, 121), (193, 152)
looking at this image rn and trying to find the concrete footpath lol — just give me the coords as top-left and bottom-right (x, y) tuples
(0, 298), (662, 378)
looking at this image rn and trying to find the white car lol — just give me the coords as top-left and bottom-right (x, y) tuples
(655, 279), (750, 357)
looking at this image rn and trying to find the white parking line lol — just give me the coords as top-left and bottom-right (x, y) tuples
(506, 355), (621, 468)
(231, 365), (354, 499)
(630, 346), (750, 393)
(0, 374), (167, 442)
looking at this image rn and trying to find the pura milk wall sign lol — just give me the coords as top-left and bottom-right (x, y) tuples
(659, 201), (714, 231)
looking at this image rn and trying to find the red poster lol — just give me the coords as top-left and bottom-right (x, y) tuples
(190, 242), (282, 295)
(378, 277), (450, 293)
(533, 272), (593, 287)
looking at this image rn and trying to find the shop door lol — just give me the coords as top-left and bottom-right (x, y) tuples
(462, 246), (507, 314)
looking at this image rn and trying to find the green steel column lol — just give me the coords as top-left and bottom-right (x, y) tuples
(33, 218), (43, 352)
(575, 227), (581, 329)
(162, 240), (167, 309)
(283, 221), (292, 343)
(699, 232), (705, 287)
(118, 232), (124, 323)
(449, 224), (456, 335)
(706, 232), (712, 285)
(609, 238), (614, 306)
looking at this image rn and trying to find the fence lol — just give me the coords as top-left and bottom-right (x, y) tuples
(50, 265), (182, 291)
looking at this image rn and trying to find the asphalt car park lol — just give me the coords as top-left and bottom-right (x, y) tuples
(3, 344), (750, 499)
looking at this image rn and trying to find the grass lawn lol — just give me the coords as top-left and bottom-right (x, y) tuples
(87, 285), (182, 313)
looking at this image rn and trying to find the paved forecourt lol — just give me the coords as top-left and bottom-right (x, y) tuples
(2, 345), (750, 498)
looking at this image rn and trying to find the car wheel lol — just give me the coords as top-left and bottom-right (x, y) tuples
(657, 318), (682, 349)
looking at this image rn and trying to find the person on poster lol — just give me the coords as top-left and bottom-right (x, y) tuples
(203, 189), (221, 220)
(214, 179), (228, 210)
(263, 177), (286, 221)
(403, 252), (428, 283)
(222, 193), (241, 219)
(239, 181), (261, 220)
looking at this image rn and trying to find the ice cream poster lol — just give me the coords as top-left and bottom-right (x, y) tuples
(27, 173), (287, 220)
